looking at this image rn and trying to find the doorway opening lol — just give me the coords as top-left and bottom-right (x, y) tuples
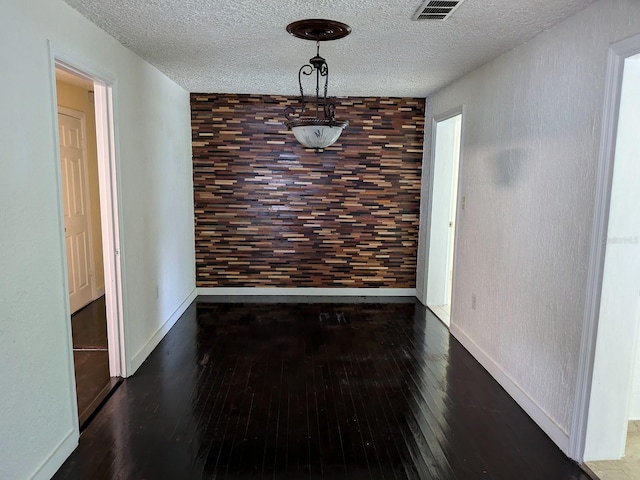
(53, 58), (126, 428)
(583, 50), (640, 479)
(425, 109), (462, 327)
(570, 34), (640, 477)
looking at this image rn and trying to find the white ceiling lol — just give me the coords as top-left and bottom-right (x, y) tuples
(63, 0), (596, 97)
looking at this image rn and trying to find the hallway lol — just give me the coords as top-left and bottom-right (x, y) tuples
(55, 298), (590, 479)
(71, 296), (121, 428)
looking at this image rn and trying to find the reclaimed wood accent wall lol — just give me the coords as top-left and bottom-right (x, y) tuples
(191, 94), (424, 288)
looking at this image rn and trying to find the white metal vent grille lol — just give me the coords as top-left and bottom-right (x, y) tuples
(412, 0), (465, 20)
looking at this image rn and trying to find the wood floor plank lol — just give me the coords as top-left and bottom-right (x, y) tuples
(267, 359), (290, 477)
(54, 298), (593, 480)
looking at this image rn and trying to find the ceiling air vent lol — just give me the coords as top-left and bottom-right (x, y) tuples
(412, 0), (465, 21)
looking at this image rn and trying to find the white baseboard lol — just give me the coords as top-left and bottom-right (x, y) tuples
(450, 324), (570, 455)
(196, 287), (417, 297)
(130, 287), (197, 373)
(30, 428), (77, 480)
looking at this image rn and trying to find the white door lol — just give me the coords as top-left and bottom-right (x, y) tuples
(426, 112), (462, 327)
(59, 110), (94, 313)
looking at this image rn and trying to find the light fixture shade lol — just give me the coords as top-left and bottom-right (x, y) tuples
(286, 118), (348, 150)
(290, 124), (344, 149)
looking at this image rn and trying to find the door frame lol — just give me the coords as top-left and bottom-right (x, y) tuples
(50, 43), (128, 379)
(570, 33), (640, 461)
(423, 105), (464, 326)
(58, 106), (98, 310)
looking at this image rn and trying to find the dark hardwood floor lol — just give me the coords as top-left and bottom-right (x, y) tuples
(72, 296), (109, 348)
(55, 298), (591, 479)
(71, 296), (121, 428)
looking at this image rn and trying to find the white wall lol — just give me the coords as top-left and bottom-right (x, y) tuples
(584, 55), (640, 459)
(0, 1), (195, 479)
(416, 0), (640, 457)
(623, 60), (640, 423)
(631, 331), (640, 420)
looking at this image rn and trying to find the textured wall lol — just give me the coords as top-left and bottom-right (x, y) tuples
(416, 0), (640, 456)
(192, 94), (424, 288)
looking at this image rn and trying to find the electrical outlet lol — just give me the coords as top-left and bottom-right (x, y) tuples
(471, 293), (477, 310)
(462, 196), (466, 210)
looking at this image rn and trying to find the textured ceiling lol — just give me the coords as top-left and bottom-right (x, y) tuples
(63, 0), (596, 97)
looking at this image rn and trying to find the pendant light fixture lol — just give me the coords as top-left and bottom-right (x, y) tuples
(284, 19), (351, 151)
